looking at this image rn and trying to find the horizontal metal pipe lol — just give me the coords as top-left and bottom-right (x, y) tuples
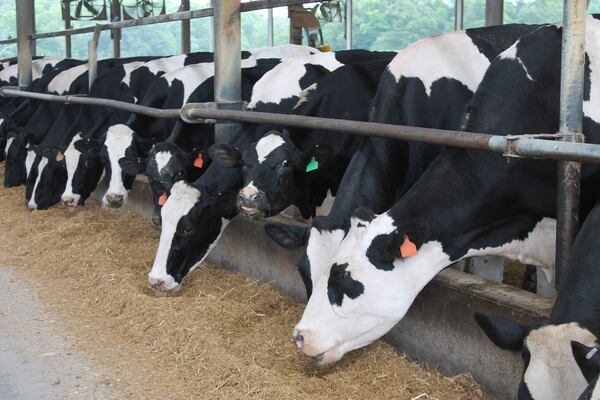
(0, 38), (18, 45)
(29, 0), (316, 41)
(3, 88), (600, 165)
(0, 88), (180, 119)
(32, 8), (214, 40)
(181, 105), (600, 164)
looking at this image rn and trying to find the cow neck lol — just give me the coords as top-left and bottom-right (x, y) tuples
(318, 137), (406, 233)
(550, 202), (600, 335)
(387, 148), (557, 263)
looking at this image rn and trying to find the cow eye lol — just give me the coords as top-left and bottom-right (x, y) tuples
(182, 225), (194, 236)
(281, 160), (289, 167)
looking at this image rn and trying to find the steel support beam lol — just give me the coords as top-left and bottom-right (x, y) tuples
(485, 0), (503, 26)
(16, 0), (35, 89)
(64, 0), (72, 58)
(267, 8), (274, 47)
(181, 0), (191, 53)
(346, 0), (352, 49)
(455, 0), (464, 31)
(88, 26), (102, 91)
(213, 0), (242, 143)
(555, 0), (587, 288)
(111, 0), (121, 58)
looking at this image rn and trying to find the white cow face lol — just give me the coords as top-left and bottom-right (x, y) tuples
(477, 315), (598, 400)
(293, 209), (449, 364)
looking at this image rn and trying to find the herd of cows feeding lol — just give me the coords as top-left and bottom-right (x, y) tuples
(3, 14), (600, 399)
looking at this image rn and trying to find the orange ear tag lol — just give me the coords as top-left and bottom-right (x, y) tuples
(400, 234), (418, 258)
(193, 153), (204, 169)
(158, 192), (168, 206)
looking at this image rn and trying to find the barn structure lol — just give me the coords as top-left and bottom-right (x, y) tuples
(0, 1), (597, 398)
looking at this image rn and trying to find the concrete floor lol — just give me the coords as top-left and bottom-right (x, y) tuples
(0, 268), (118, 399)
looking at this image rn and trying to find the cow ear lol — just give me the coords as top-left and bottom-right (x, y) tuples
(474, 313), (528, 351)
(264, 223), (309, 249)
(302, 144), (332, 172)
(210, 143), (242, 168)
(572, 341), (600, 383)
(74, 139), (100, 157)
(119, 156), (145, 176)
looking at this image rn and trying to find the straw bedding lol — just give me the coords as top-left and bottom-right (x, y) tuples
(0, 168), (483, 399)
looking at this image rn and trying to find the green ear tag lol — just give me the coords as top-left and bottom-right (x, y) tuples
(306, 156), (319, 173)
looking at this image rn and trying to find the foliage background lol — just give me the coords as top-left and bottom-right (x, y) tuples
(1, 0), (600, 59)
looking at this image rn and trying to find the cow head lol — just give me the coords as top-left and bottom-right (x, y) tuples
(265, 217), (345, 299)
(4, 129), (35, 188)
(100, 124), (153, 208)
(476, 314), (598, 400)
(148, 181), (237, 293)
(144, 141), (209, 227)
(292, 207), (441, 365)
(25, 146), (67, 211)
(60, 134), (105, 208)
(212, 130), (331, 219)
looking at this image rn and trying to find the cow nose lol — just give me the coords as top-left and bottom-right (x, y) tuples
(26, 203), (37, 211)
(104, 193), (124, 208)
(237, 189), (267, 218)
(62, 196), (78, 208)
(294, 333), (304, 349)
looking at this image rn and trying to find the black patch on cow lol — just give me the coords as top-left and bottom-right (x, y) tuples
(327, 263), (364, 307)
(365, 233), (401, 271)
(351, 206), (376, 223)
(465, 23), (542, 61)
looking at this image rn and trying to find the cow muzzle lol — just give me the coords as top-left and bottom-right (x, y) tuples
(62, 194), (80, 208)
(292, 328), (341, 365)
(148, 274), (180, 295)
(237, 188), (268, 220)
(103, 192), (125, 208)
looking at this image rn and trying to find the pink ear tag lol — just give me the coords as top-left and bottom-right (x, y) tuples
(400, 234), (418, 258)
(158, 192), (168, 206)
(194, 153), (204, 169)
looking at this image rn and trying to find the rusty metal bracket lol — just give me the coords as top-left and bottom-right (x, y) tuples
(502, 132), (585, 159)
(180, 101), (248, 124)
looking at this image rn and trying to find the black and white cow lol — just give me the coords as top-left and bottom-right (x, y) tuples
(24, 58), (155, 210)
(146, 52), (351, 291)
(120, 49), (351, 224)
(215, 57), (394, 222)
(289, 18), (598, 366)
(58, 52), (222, 208)
(264, 23), (541, 299)
(476, 197), (600, 399)
(4, 59), (88, 187)
(89, 49), (293, 209)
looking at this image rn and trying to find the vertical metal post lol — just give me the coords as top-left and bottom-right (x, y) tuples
(209, 0), (214, 52)
(16, 0), (35, 89)
(181, 0), (191, 53)
(111, 0), (121, 58)
(345, 0), (352, 49)
(267, 7), (274, 47)
(455, 0), (464, 31)
(88, 26), (102, 92)
(555, 0), (587, 287)
(485, 0), (503, 26)
(64, 0), (72, 58)
(213, 0), (241, 143)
